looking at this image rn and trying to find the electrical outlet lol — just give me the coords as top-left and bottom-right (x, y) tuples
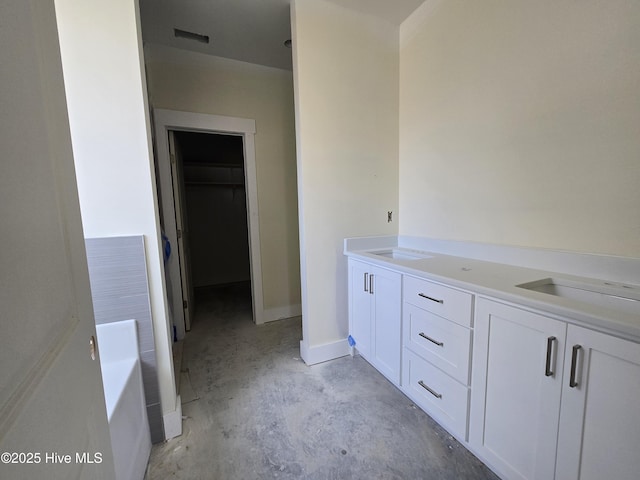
(387, 211), (393, 222)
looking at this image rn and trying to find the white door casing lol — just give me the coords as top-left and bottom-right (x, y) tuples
(153, 109), (263, 334)
(0, 1), (115, 478)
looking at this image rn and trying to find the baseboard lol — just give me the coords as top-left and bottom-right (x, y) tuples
(300, 338), (350, 365)
(162, 395), (182, 440)
(263, 304), (302, 323)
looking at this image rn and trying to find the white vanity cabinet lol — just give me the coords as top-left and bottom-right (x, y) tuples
(555, 325), (640, 480)
(401, 275), (473, 439)
(470, 298), (640, 480)
(345, 237), (640, 480)
(347, 258), (402, 385)
(470, 298), (567, 480)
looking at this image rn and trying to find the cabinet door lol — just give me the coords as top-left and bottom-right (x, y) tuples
(371, 266), (402, 384)
(348, 259), (372, 359)
(555, 325), (640, 480)
(470, 298), (566, 480)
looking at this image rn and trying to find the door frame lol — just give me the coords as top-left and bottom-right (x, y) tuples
(167, 131), (195, 331)
(153, 109), (264, 338)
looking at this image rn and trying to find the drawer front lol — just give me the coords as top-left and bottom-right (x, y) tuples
(402, 349), (469, 440)
(403, 303), (471, 385)
(403, 275), (472, 327)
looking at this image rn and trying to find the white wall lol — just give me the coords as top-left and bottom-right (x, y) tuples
(400, 0), (640, 257)
(144, 45), (301, 314)
(54, 0), (177, 429)
(291, 0), (399, 362)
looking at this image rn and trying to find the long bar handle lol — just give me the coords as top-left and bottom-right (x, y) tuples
(545, 336), (557, 377)
(569, 345), (582, 388)
(419, 332), (444, 347)
(418, 380), (442, 399)
(369, 274), (374, 295)
(363, 272), (368, 292)
(418, 293), (444, 304)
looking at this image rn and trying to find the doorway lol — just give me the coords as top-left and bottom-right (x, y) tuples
(153, 109), (264, 341)
(172, 130), (252, 327)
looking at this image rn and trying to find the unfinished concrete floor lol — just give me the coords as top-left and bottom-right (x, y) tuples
(146, 283), (498, 479)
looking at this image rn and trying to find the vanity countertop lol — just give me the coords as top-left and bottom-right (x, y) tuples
(345, 240), (640, 343)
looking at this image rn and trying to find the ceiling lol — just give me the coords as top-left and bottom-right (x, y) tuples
(138, 0), (426, 71)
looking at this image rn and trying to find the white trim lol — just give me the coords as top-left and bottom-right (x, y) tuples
(242, 133), (265, 325)
(153, 109), (265, 334)
(155, 109), (256, 136)
(290, 0), (312, 368)
(162, 394), (182, 440)
(263, 304), (302, 323)
(400, 0), (444, 49)
(299, 338), (350, 366)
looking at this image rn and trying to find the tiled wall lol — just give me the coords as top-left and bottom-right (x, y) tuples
(85, 236), (165, 443)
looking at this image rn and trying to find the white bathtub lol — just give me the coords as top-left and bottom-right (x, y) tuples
(97, 319), (151, 480)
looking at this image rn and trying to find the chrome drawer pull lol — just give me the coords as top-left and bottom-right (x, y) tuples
(418, 380), (442, 399)
(418, 293), (444, 304)
(545, 336), (556, 377)
(569, 345), (582, 388)
(419, 332), (444, 347)
(363, 272), (368, 292)
(369, 274), (374, 295)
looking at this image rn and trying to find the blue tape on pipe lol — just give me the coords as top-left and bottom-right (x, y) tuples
(348, 335), (355, 347)
(161, 233), (171, 263)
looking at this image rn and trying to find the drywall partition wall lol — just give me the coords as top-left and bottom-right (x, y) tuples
(291, 0), (399, 363)
(399, 0), (640, 257)
(54, 0), (179, 440)
(144, 44), (301, 320)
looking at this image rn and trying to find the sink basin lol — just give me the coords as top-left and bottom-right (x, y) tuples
(517, 278), (640, 315)
(369, 248), (432, 261)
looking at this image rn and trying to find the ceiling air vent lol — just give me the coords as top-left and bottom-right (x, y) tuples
(174, 28), (209, 44)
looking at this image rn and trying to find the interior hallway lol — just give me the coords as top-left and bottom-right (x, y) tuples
(146, 283), (498, 479)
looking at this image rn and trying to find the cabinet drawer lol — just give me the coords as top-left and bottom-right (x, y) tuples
(403, 303), (471, 385)
(402, 349), (469, 439)
(403, 275), (472, 327)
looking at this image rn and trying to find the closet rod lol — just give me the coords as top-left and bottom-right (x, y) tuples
(185, 181), (245, 187)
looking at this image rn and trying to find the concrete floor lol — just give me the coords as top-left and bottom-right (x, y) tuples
(146, 283), (498, 479)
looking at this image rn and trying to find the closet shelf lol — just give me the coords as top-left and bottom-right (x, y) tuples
(185, 181), (245, 187)
(183, 162), (244, 169)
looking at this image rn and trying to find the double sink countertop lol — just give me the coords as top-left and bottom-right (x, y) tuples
(345, 238), (640, 343)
